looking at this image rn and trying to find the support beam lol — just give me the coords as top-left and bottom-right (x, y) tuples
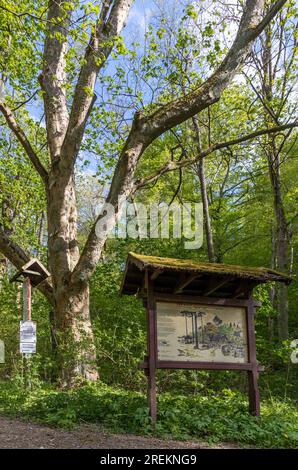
(23, 270), (42, 277)
(233, 281), (259, 299)
(247, 294), (260, 417)
(151, 269), (163, 281)
(153, 293), (261, 307)
(203, 277), (232, 296)
(233, 282), (247, 299)
(139, 360), (264, 371)
(174, 273), (199, 294)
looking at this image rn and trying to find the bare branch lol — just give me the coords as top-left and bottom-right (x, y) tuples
(135, 121), (298, 190)
(0, 4), (49, 21)
(254, 0), (288, 35)
(12, 90), (39, 111)
(0, 102), (49, 185)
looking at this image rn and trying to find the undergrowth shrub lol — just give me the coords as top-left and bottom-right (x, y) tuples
(0, 381), (297, 448)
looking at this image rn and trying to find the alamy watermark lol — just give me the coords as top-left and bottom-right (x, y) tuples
(95, 199), (204, 250)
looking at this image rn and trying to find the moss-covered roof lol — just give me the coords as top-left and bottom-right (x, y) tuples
(126, 252), (291, 283)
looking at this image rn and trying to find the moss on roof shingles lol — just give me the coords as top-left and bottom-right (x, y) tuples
(127, 252), (291, 283)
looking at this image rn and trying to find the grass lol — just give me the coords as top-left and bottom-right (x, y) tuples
(0, 381), (297, 448)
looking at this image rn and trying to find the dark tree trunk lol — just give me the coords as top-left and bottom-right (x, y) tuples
(267, 146), (289, 340)
(197, 158), (216, 263)
(192, 117), (216, 263)
(268, 223), (276, 340)
(261, 24), (290, 340)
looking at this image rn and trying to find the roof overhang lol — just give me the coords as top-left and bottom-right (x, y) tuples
(120, 252), (291, 299)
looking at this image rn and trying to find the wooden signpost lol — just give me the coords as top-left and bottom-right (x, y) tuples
(10, 259), (50, 388)
(121, 252), (291, 424)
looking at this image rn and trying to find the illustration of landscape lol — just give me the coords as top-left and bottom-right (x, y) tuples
(156, 302), (248, 363)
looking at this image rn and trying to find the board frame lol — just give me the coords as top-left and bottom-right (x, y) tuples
(140, 272), (261, 424)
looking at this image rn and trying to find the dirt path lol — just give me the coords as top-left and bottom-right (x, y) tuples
(0, 416), (238, 449)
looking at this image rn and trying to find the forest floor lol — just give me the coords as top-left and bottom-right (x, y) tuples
(0, 416), (239, 449)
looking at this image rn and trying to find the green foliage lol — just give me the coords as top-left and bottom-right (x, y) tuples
(90, 255), (147, 388)
(0, 275), (54, 384)
(0, 1), (45, 95)
(0, 0), (297, 450)
(0, 381), (297, 448)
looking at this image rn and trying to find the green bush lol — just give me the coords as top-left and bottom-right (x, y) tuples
(0, 381), (297, 448)
(1, 252), (297, 449)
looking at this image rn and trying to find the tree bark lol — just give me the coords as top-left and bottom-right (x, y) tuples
(261, 22), (290, 340)
(198, 158), (216, 263)
(54, 283), (98, 387)
(47, 164), (99, 383)
(192, 117), (216, 262)
(268, 222), (276, 340)
(267, 138), (289, 339)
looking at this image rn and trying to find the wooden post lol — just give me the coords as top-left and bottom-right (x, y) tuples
(146, 270), (157, 425)
(246, 294), (260, 416)
(23, 277), (31, 321)
(194, 313), (199, 349)
(22, 277), (32, 390)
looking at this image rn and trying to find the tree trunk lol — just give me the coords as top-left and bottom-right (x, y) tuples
(192, 116), (216, 263)
(268, 149), (289, 340)
(268, 222), (276, 340)
(261, 24), (289, 340)
(47, 169), (99, 386)
(54, 283), (98, 387)
(197, 158), (216, 263)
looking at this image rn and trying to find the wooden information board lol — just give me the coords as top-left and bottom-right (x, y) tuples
(120, 252), (291, 425)
(156, 301), (248, 363)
